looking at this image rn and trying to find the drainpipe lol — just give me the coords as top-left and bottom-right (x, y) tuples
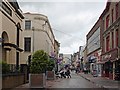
(32, 27), (35, 53)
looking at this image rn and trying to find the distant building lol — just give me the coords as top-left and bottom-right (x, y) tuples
(82, 46), (88, 70)
(72, 52), (80, 68)
(63, 54), (72, 65)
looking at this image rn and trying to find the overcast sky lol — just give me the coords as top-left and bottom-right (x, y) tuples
(18, 0), (107, 54)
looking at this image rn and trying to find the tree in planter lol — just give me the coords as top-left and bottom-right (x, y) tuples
(29, 50), (49, 88)
(46, 57), (56, 80)
(30, 50), (49, 74)
(47, 58), (55, 71)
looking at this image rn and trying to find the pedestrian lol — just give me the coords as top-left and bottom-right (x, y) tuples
(65, 68), (71, 78)
(59, 68), (66, 78)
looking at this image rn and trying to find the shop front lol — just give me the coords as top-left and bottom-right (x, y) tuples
(101, 48), (118, 80)
(114, 59), (120, 80)
(87, 49), (102, 76)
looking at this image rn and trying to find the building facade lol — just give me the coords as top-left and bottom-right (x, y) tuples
(0, 0), (24, 71)
(54, 39), (60, 72)
(54, 39), (60, 59)
(101, 2), (120, 80)
(21, 12), (55, 64)
(86, 18), (102, 76)
(62, 54), (72, 66)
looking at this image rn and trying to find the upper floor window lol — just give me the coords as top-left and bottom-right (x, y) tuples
(106, 15), (110, 29)
(24, 37), (31, 52)
(116, 29), (119, 47)
(25, 20), (31, 30)
(116, 3), (119, 20)
(2, 2), (12, 16)
(111, 9), (114, 23)
(106, 35), (110, 52)
(112, 31), (114, 48)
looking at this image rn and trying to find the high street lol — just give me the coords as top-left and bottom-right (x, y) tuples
(47, 72), (100, 88)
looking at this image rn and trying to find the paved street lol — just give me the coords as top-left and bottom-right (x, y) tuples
(47, 72), (100, 88)
(14, 71), (101, 89)
(11, 71), (120, 90)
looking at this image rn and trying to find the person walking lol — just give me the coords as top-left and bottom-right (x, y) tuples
(59, 68), (66, 78)
(65, 68), (71, 78)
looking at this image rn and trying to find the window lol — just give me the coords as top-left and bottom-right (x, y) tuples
(111, 9), (114, 23)
(2, 2), (12, 16)
(106, 35), (110, 51)
(25, 20), (31, 30)
(116, 29), (118, 47)
(106, 15), (110, 29)
(116, 3), (119, 20)
(112, 32), (114, 48)
(24, 37), (31, 52)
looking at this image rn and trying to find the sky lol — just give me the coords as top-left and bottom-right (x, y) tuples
(18, 0), (107, 54)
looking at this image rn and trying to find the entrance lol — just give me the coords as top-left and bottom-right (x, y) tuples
(115, 60), (120, 80)
(104, 60), (112, 77)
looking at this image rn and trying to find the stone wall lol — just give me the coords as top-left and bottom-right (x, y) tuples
(2, 73), (25, 89)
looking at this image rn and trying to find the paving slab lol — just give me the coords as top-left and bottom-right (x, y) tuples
(79, 73), (120, 89)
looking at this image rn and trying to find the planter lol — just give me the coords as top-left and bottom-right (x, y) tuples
(46, 71), (55, 80)
(29, 73), (46, 88)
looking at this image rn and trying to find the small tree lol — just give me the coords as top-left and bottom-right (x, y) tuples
(47, 57), (55, 71)
(30, 50), (49, 74)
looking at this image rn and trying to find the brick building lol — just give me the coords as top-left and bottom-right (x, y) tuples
(101, 1), (120, 80)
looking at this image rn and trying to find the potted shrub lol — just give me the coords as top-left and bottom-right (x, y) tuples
(29, 50), (49, 88)
(46, 57), (55, 80)
(0, 61), (10, 74)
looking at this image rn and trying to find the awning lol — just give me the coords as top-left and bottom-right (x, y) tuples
(97, 59), (116, 64)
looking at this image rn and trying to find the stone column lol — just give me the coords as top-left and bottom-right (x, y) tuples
(6, 50), (10, 64)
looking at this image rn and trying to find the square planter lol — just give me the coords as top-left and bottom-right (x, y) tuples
(46, 71), (55, 80)
(29, 73), (46, 88)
